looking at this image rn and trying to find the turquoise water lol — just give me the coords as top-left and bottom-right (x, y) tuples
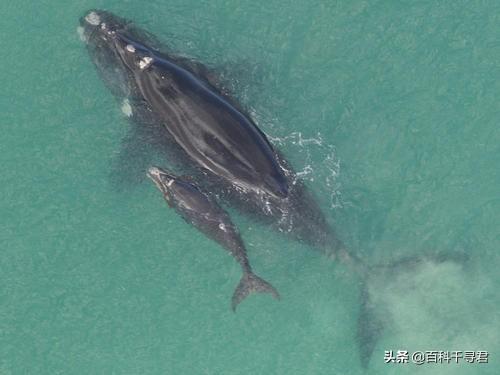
(2, 1), (499, 374)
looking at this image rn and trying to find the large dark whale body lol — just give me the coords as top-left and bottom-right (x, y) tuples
(79, 10), (344, 255)
(147, 166), (279, 310)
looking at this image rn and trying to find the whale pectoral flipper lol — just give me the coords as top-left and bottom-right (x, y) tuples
(231, 272), (280, 311)
(110, 127), (156, 188)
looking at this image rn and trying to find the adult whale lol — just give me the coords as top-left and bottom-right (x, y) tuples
(79, 10), (287, 199)
(147, 166), (280, 310)
(79, 9), (346, 256)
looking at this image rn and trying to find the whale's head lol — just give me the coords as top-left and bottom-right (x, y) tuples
(147, 166), (176, 202)
(79, 10), (156, 98)
(79, 10), (129, 49)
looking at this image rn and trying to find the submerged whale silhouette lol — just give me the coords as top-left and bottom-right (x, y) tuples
(147, 166), (279, 310)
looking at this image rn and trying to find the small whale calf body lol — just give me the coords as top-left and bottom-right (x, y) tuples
(147, 166), (279, 310)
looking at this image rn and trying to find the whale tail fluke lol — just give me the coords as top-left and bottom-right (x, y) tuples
(357, 282), (385, 368)
(355, 251), (470, 368)
(231, 272), (280, 311)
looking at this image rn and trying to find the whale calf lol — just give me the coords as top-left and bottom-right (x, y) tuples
(147, 166), (279, 310)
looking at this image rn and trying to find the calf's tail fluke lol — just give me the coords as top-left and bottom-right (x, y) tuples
(231, 272), (280, 311)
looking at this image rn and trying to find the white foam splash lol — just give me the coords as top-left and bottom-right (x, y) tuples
(268, 131), (324, 147)
(295, 165), (314, 181)
(268, 131), (341, 208)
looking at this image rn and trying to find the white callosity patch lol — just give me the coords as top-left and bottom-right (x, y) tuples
(139, 57), (153, 70)
(264, 199), (273, 214)
(126, 44), (136, 53)
(218, 223), (227, 232)
(121, 99), (133, 117)
(84, 11), (101, 26)
(148, 167), (161, 178)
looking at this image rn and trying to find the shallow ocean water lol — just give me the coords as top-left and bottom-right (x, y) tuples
(1, 1), (499, 374)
